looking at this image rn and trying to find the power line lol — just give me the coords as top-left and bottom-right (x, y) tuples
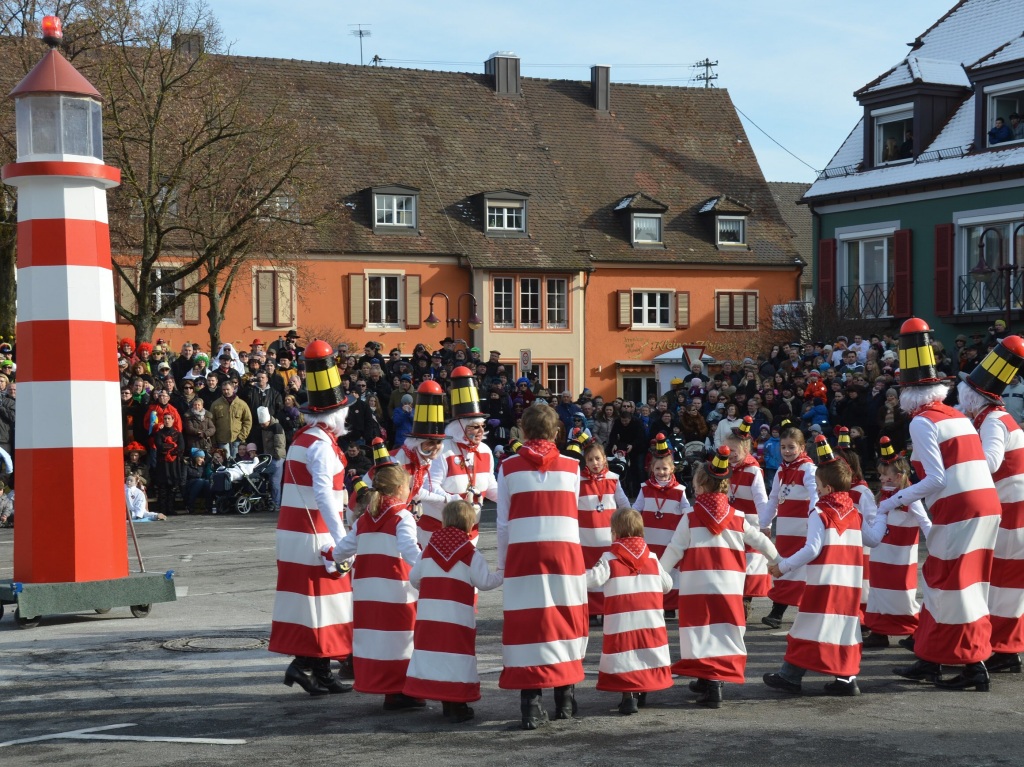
(733, 104), (820, 173)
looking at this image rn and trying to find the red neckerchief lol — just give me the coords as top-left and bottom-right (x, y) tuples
(694, 492), (732, 536)
(457, 440), (481, 499)
(312, 423), (346, 464)
(612, 536), (648, 574)
(426, 527), (473, 572)
(400, 445), (428, 501)
(581, 466), (607, 482)
(364, 496), (407, 531)
(646, 476), (679, 519)
(972, 404), (1006, 431)
(728, 454), (757, 502)
(782, 453), (813, 469)
(518, 439), (560, 471)
(817, 491), (856, 534)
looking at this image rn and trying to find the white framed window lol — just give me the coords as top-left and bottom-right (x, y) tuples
(150, 266), (179, 314)
(254, 269), (295, 328)
(959, 218), (1024, 313)
(632, 291), (672, 329)
(491, 274), (570, 330)
(632, 213), (662, 244)
(715, 290), (758, 331)
(520, 277), (540, 328)
(493, 277), (514, 327)
(622, 374), (658, 404)
(716, 216), (746, 246)
(367, 274), (402, 328)
(261, 193), (298, 222)
(544, 363), (569, 396)
(872, 103), (914, 164)
(487, 200), (524, 231)
(839, 235), (895, 318)
(375, 193), (416, 227)
(985, 79), (1024, 147)
(546, 278), (568, 328)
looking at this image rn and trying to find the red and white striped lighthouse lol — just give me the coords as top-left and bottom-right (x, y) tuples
(2, 17), (126, 584)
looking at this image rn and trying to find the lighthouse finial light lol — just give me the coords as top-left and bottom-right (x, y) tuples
(41, 15), (63, 46)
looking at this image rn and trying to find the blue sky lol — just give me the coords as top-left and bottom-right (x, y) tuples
(207, 0), (950, 183)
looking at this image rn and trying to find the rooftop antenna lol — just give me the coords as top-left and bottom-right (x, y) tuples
(693, 58), (718, 88)
(349, 23), (372, 66)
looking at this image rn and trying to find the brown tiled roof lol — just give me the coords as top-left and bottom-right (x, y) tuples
(768, 181), (812, 288)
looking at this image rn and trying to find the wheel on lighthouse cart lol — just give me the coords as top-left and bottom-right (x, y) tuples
(130, 604), (152, 619)
(15, 608), (40, 629)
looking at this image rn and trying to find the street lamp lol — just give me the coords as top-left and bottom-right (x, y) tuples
(424, 291), (482, 341)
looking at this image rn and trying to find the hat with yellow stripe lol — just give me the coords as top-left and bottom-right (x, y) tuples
(409, 380), (447, 439)
(563, 439), (584, 461)
(897, 317), (945, 387)
(836, 426), (852, 451)
(449, 365), (486, 419)
(371, 437), (395, 467)
(814, 434), (839, 465)
(299, 340), (356, 413)
(649, 432), (672, 459)
(706, 445), (732, 479)
(732, 415), (753, 441)
(878, 436), (900, 465)
(961, 335), (1024, 405)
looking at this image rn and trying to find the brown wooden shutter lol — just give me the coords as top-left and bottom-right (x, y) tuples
(182, 269), (201, 325)
(716, 292), (729, 329)
(278, 271), (294, 326)
(617, 290), (631, 329)
(116, 265), (138, 320)
(675, 291), (690, 329)
(405, 274), (421, 329)
(817, 238), (837, 305)
(348, 273), (365, 328)
(745, 292), (759, 329)
(892, 229), (913, 318)
(934, 223), (955, 317)
(255, 271), (273, 326)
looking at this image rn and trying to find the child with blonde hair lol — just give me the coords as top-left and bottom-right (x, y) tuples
(579, 442), (630, 625)
(126, 473), (166, 522)
(724, 428), (770, 621)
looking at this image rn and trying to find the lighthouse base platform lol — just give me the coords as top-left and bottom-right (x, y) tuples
(0, 572), (176, 627)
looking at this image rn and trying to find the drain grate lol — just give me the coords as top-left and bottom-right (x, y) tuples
(163, 636), (268, 653)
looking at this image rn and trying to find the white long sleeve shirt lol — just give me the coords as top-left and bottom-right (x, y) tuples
(877, 417), (945, 514)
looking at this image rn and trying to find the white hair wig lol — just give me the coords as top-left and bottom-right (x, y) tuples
(303, 406), (349, 438)
(956, 380), (992, 418)
(445, 417), (486, 443)
(899, 382), (948, 415)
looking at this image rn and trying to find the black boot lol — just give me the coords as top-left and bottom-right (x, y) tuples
(312, 658), (352, 694)
(336, 656), (355, 680)
(897, 634), (916, 652)
(688, 678), (709, 694)
(617, 692), (639, 715)
(553, 684), (578, 720)
(893, 658), (941, 683)
(448, 702), (474, 723)
(383, 693), (427, 711)
(935, 662), (990, 692)
(520, 689), (547, 730)
(986, 652), (1022, 674)
(284, 657), (329, 696)
(636, 692), (647, 708)
(762, 602), (787, 629)
(442, 701), (452, 717)
(695, 680), (723, 708)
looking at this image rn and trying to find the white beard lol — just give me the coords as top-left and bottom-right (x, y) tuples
(957, 381), (991, 418)
(305, 407), (349, 438)
(900, 383), (948, 414)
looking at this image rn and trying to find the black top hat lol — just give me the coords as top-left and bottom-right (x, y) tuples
(878, 436), (900, 465)
(563, 440), (584, 462)
(960, 335), (1024, 405)
(814, 434), (839, 465)
(836, 426), (852, 451)
(299, 340), (356, 414)
(649, 432), (672, 459)
(371, 437), (395, 467)
(409, 380), (447, 439)
(732, 415), (753, 441)
(449, 365), (485, 419)
(706, 445), (732, 479)
(897, 317), (945, 387)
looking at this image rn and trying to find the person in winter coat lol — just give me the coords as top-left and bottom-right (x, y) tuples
(210, 379), (253, 458)
(242, 371), (283, 443)
(800, 397), (830, 432)
(182, 397), (217, 455)
(257, 406), (287, 510)
(152, 412), (185, 516)
(391, 395), (415, 449)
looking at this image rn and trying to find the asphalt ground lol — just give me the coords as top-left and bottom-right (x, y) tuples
(0, 508), (1021, 767)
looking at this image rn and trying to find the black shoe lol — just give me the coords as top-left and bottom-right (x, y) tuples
(862, 632), (890, 649)
(284, 659), (329, 696)
(688, 678), (709, 694)
(695, 681), (723, 708)
(761, 615), (782, 629)
(824, 676), (860, 696)
(893, 659), (941, 683)
(589, 614), (604, 628)
(636, 692), (647, 708)
(383, 693), (427, 710)
(553, 684), (578, 720)
(763, 673), (801, 694)
(442, 701), (451, 717)
(336, 657), (355, 680)
(986, 652), (1022, 674)
(448, 702), (474, 723)
(935, 662), (990, 692)
(897, 635), (915, 652)
(312, 658), (352, 694)
(520, 690), (547, 730)
(617, 693), (639, 715)
(664, 609), (676, 620)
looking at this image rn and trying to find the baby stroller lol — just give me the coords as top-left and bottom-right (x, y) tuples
(676, 439), (709, 496)
(211, 454), (274, 515)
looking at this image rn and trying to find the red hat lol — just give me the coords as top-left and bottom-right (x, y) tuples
(137, 342), (153, 355)
(124, 441), (146, 454)
(251, 338), (264, 346)
(119, 337), (135, 354)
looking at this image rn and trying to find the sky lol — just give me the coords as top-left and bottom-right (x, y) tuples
(205, 0), (953, 183)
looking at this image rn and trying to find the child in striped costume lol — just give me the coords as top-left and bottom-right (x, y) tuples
(586, 507), (674, 715)
(634, 434), (692, 618)
(404, 500), (503, 723)
(724, 430), (770, 622)
(579, 443), (630, 625)
(862, 441), (929, 649)
(662, 447), (780, 708)
(761, 427), (817, 629)
(333, 463), (423, 711)
(837, 439), (877, 625)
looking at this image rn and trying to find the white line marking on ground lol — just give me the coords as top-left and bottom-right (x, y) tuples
(0, 723), (245, 747)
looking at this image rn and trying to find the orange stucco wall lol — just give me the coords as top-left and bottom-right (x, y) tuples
(583, 267), (801, 401)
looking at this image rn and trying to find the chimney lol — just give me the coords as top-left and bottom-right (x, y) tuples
(485, 51), (521, 96)
(172, 31), (205, 60)
(591, 65), (611, 112)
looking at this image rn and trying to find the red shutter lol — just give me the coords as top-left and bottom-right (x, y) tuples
(616, 290), (631, 328)
(892, 229), (913, 318)
(817, 238), (836, 305)
(934, 223), (955, 317)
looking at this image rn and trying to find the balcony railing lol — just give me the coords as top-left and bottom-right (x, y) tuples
(958, 272), (1024, 313)
(838, 282), (893, 320)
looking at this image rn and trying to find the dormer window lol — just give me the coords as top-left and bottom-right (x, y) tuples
(615, 192), (668, 247)
(632, 213), (662, 244)
(984, 78), (1024, 147)
(717, 216), (746, 246)
(483, 190), (529, 237)
(372, 185), (419, 233)
(872, 103), (914, 164)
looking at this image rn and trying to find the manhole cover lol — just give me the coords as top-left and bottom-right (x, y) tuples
(163, 636), (268, 653)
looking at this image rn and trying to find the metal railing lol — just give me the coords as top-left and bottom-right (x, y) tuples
(958, 272), (1024, 313)
(838, 282), (893, 319)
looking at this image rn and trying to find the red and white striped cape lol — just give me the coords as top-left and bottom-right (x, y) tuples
(403, 528), (503, 703)
(587, 537), (674, 693)
(579, 467), (629, 616)
(335, 499), (420, 695)
(437, 442), (498, 547)
(785, 492), (863, 678)
(976, 407), (1024, 655)
(729, 455), (771, 598)
(849, 480), (878, 620)
(909, 403), (1000, 666)
(496, 442), (587, 690)
(393, 445), (448, 549)
(635, 479), (692, 609)
(661, 493), (779, 683)
(766, 455), (816, 607)
(863, 488), (923, 636)
(269, 424), (353, 659)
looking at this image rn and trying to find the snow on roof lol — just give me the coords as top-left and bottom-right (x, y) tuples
(974, 34), (1024, 68)
(908, 57), (970, 87)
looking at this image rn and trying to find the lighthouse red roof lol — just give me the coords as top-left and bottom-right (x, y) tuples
(9, 48), (102, 100)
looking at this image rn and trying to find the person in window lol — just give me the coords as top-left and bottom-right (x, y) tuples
(898, 129), (913, 159)
(1011, 113), (1023, 141)
(989, 116), (1013, 144)
(882, 137), (900, 162)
